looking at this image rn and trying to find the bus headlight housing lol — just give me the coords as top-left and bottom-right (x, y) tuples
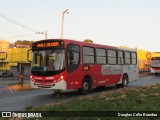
(30, 75), (34, 81)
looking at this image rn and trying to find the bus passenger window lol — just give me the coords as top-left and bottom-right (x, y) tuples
(125, 52), (131, 64)
(118, 51), (124, 64)
(96, 48), (106, 64)
(67, 44), (80, 73)
(83, 47), (95, 64)
(107, 50), (117, 64)
(131, 52), (137, 65)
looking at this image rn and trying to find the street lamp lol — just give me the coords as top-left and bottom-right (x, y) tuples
(61, 9), (69, 39)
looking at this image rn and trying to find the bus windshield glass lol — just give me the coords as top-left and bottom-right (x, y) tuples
(151, 57), (160, 67)
(31, 49), (66, 73)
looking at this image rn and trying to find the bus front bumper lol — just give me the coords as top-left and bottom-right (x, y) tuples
(30, 80), (67, 90)
(151, 68), (160, 74)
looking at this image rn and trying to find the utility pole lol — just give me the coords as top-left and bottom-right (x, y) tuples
(36, 31), (47, 39)
(45, 31), (47, 39)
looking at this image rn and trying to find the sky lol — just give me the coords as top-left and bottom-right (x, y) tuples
(0, 0), (160, 52)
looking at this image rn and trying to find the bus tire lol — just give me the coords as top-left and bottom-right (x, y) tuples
(116, 84), (121, 88)
(81, 78), (91, 95)
(121, 74), (128, 87)
(53, 90), (63, 93)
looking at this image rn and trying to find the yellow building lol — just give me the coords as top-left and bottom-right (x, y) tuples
(0, 40), (9, 51)
(0, 47), (31, 77)
(5, 48), (31, 63)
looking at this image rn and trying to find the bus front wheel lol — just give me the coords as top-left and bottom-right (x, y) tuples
(80, 78), (91, 95)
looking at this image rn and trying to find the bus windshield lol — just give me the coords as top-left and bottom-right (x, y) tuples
(151, 58), (160, 67)
(31, 49), (66, 75)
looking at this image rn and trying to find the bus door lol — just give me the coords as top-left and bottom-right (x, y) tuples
(67, 44), (81, 89)
(130, 52), (138, 81)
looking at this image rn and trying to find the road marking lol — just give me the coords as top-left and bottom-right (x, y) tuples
(0, 85), (14, 94)
(7, 86), (14, 93)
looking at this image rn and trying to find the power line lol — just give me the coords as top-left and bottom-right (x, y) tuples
(0, 13), (37, 32)
(1, 33), (36, 39)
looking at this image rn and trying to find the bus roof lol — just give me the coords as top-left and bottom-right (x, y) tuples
(33, 39), (136, 52)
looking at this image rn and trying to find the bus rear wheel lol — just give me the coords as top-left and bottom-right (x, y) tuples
(80, 78), (91, 95)
(121, 74), (128, 87)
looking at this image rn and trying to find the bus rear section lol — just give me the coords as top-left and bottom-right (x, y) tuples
(150, 57), (160, 75)
(115, 48), (139, 87)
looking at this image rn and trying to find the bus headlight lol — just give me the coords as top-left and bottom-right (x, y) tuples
(30, 75), (34, 81)
(57, 75), (64, 82)
(60, 75), (64, 79)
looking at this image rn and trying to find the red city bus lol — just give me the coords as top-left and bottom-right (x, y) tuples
(28, 39), (138, 94)
(150, 57), (160, 75)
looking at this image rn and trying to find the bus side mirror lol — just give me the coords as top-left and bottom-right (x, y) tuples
(0, 52), (8, 61)
(27, 49), (32, 62)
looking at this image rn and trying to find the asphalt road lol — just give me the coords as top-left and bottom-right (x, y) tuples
(0, 74), (159, 111)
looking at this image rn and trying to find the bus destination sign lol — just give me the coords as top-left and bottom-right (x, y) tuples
(35, 41), (64, 48)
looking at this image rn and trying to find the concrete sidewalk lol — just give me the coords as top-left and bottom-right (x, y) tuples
(9, 83), (32, 91)
(139, 72), (152, 78)
(1, 77), (29, 80)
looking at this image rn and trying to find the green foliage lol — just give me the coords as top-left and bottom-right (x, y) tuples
(26, 84), (160, 120)
(14, 40), (33, 47)
(25, 105), (33, 111)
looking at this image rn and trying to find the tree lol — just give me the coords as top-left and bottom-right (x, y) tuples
(14, 40), (33, 48)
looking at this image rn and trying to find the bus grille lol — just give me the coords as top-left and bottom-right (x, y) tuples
(35, 79), (53, 83)
(36, 84), (53, 88)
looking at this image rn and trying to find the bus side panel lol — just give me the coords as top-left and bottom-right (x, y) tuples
(101, 65), (123, 85)
(66, 65), (84, 90)
(66, 64), (96, 90)
(117, 64), (138, 84)
(66, 64), (103, 90)
(128, 65), (138, 82)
